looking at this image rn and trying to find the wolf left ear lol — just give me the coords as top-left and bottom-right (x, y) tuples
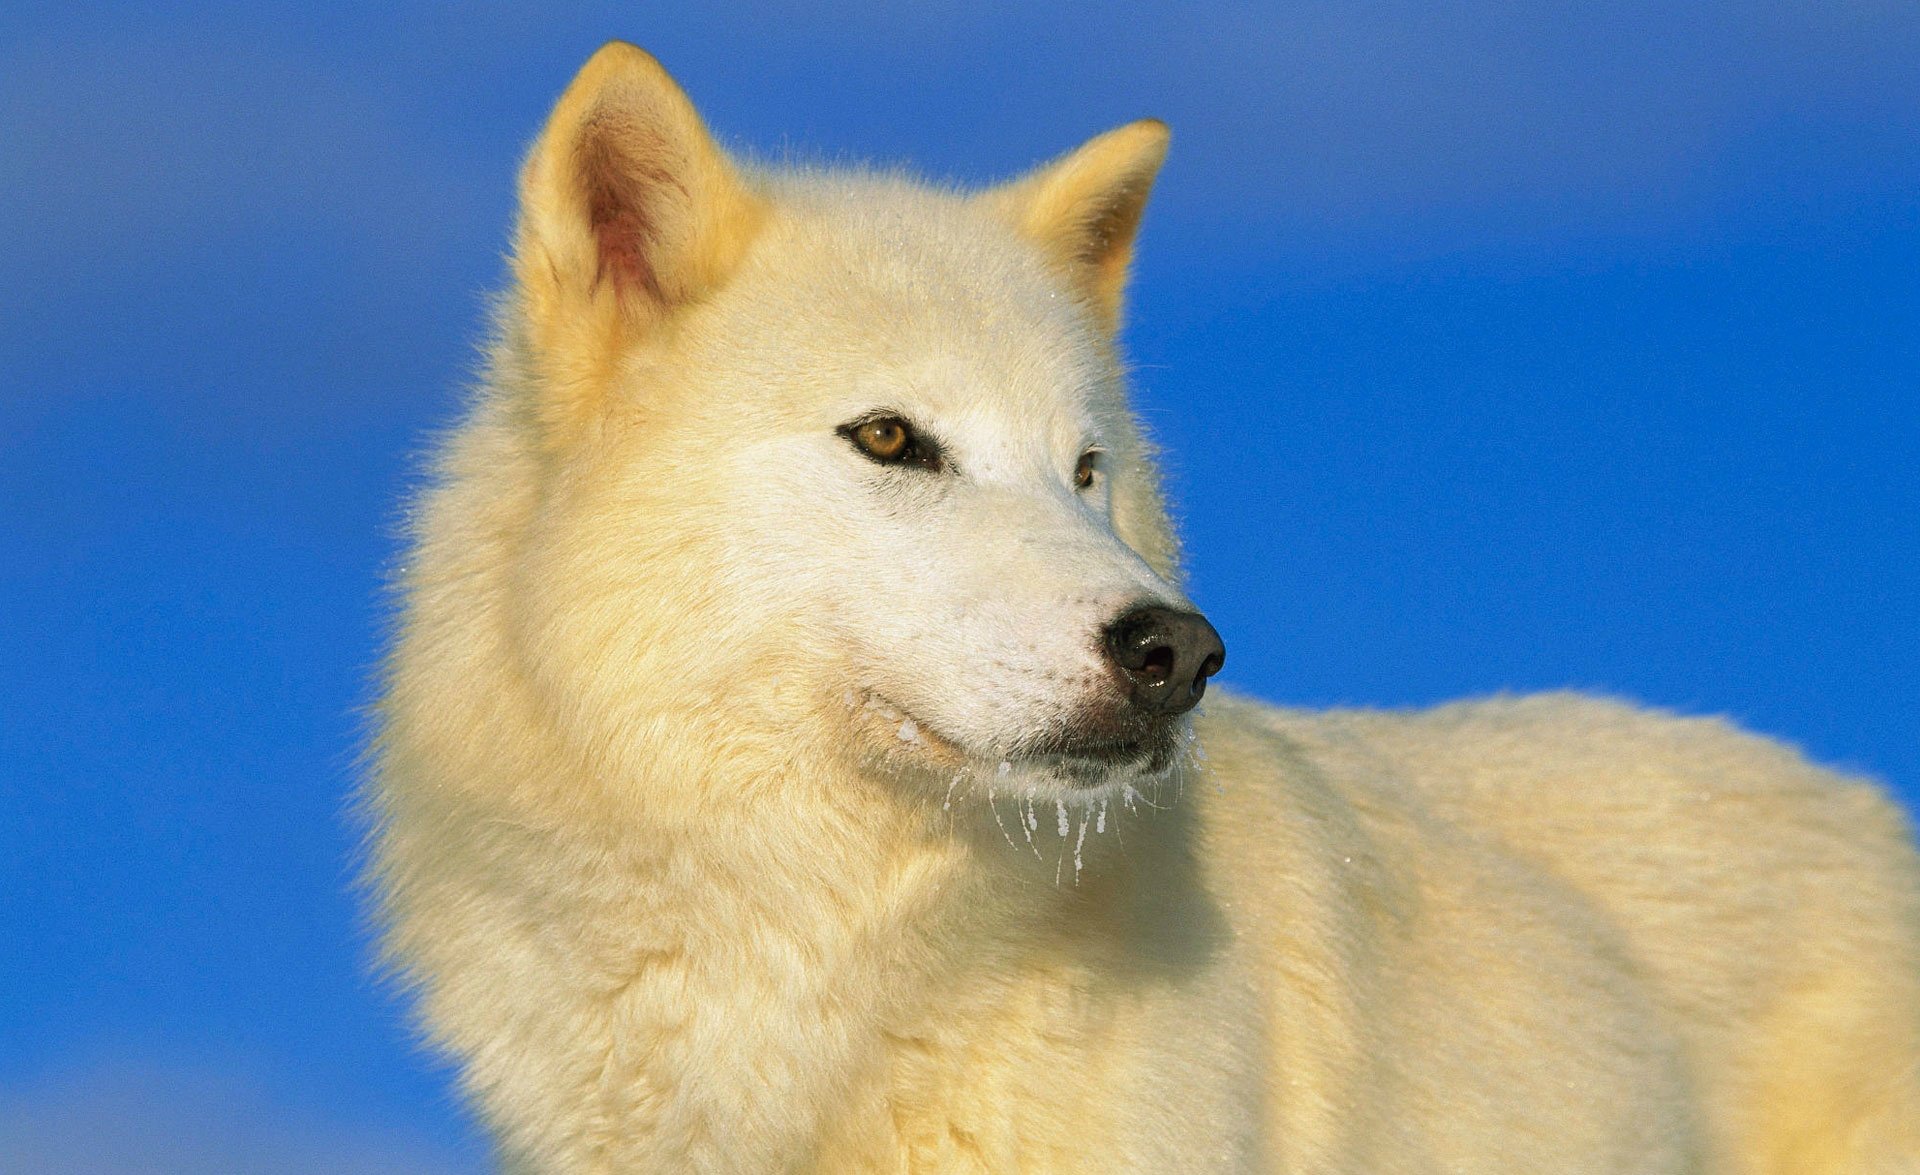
(512, 42), (765, 441)
(981, 120), (1170, 332)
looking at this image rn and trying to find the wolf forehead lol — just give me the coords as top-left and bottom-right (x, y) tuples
(749, 175), (1098, 331)
(666, 179), (1124, 424)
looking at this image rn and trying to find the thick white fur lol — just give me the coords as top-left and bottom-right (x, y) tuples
(366, 43), (1920, 1173)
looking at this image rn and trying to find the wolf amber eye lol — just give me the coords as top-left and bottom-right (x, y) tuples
(840, 414), (941, 470)
(1074, 451), (1099, 490)
(855, 418), (909, 461)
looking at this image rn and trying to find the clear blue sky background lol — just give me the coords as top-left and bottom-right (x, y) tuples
(3, 3), (1915, 1169)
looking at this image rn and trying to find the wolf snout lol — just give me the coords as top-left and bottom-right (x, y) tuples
(1102, 605), (1225, 718)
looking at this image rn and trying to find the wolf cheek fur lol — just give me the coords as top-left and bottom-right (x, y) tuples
(365, 41), (1920, 1173)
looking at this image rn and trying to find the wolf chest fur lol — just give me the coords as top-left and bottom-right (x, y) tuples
(365, 41), (1920, 1174)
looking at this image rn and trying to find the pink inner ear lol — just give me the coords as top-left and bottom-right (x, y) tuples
(574, 113), (687, 303)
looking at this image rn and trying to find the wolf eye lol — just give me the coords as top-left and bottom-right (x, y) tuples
(856, 419), (908, 459)
(1074, 450), (1102, 490)
(840, 415), (941, 470)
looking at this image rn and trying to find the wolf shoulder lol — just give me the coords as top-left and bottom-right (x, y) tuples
(1176, 693), (1918, 1168)
(1205, 689), (1912, 851)
(1197, 687), (1920, 975)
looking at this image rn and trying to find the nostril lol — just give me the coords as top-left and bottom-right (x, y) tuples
(1198, 651), (1224, 682)
(1140, 645), (1174, 684)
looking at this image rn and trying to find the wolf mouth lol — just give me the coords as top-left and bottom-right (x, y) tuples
(860, 690), (1171, 786)
(1016, 722), (1181, 771)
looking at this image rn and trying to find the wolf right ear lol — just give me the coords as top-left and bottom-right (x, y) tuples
(980, 120), (1170, 333)
(512, 42), (764, 441)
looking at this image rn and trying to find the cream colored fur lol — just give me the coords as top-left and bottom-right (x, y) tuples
(365, 43), (1920, 1173)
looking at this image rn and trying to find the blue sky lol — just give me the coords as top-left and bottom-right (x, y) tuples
(3, 2), (1915, 1168)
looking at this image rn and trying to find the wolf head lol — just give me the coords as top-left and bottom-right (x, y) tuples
(489, 43), (1221, 805)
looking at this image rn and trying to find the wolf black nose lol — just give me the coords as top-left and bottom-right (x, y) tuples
(1102, 606), (1225, 717)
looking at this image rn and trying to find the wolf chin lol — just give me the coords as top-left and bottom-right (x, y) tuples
(365, 42), (1920, 1173)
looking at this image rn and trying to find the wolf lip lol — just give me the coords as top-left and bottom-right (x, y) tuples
(1020, 726), (1178, 775)
(1052, 739), (1151, 765)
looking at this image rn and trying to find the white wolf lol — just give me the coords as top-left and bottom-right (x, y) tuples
(365, 42), (1920, 1173)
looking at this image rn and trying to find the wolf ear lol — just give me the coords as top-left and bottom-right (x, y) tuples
(512, 42), (763, 438)
(981, 120), (1169, 332)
